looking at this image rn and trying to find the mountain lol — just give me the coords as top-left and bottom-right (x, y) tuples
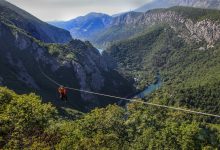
(48, 0), (220, 48)
(49, 13), (112, 41)
(87, 6), (220, 48)
(106, 6), (220, 115)
(0, 1), (133, 111)
(0, 0), (72, 43)
(135, 0), (220, 12)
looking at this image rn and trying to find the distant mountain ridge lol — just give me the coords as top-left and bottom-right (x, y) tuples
(0, 0), (72, 43)
(49, 13), (112, 40)
(49, 0), (220, 46)
(135, 0), (220, 12)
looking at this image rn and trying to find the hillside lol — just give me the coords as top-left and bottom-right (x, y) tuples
(0, 1), (134, 111)
(0, 0), (72, 43)
(135, 0), (220, 12)
(48, 0), (220, 48)
(91, 6), (220, 48)
(49, 6), (220, 49)
(106, 7), (220, 116)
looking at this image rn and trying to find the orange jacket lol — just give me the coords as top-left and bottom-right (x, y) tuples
(58, 87), (67, 95)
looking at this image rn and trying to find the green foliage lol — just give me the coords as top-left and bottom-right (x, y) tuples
(0, 87), (57, 149)
(66, 53), (75, 60)
(47, 44), (61, 57)
(53, 103), (220, 150)
(46, 43), (77, 61)
(94, 25), (147, 49)
(107, 22), (220, 115)
(107, 25), (174, 89)
(1, 87), (220, 149)
(55, 105), (127, 149)
(126, 103), (220, 150)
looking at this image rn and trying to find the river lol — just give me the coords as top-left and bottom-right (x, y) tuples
(96, 46), (162, 98)
(97, 48), (104, 54)
(118, 75), (162, 106)
(134, 75), (162, 99)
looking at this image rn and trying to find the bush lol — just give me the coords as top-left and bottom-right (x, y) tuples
(0, 87), (57, 149)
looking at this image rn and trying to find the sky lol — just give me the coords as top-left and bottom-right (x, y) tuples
(6, 0), (152, 21)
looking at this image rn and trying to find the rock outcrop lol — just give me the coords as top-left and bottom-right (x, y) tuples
(94, 7), (220, 48)
(0, 18), (131, 110)
(112, 10), (220, 47)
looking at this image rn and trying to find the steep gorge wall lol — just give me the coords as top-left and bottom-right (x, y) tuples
(110, 9), (220, 48)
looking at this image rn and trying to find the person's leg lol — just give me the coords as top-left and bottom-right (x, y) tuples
(61, 94), (65, 101)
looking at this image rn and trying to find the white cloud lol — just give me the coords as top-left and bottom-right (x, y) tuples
(6, 0), (152, 21)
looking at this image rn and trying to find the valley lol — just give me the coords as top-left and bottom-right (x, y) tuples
(0, 0), (134, 111)
(135, 74), (162, 99)
(0, 0), (220, 149)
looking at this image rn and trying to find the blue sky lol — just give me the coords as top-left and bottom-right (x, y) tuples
(7, 0), (152, 21)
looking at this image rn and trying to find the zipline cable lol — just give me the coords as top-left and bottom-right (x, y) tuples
(38, 64), (220, 118)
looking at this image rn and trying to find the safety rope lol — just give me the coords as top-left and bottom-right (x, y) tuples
(38, 64), (220, 118)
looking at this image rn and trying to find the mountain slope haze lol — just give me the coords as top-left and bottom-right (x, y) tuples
(135, 0), (220, 12)
(0, 0), (72, 43)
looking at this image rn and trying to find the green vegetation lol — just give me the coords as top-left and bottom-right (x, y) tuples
(46, 43), (77, 61)
(169, 6), (220, 22)
(147, 6), (220, 22)
(107, 25), (173, 89)
(107, 23), (220, 116)
(94, 25), (147, 49)
(92, 6), (220, 49)
(0, 87), (219, 149)
(0, 87), (57, 149)
(0, 15), (134, 111)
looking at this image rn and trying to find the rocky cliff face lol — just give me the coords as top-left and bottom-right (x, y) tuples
(170, 0), (220, 9)
(178, 19), (220, 48)
(0, 1), (134, 111)
(135, 0), (220, 12)
(64, 40), (108, 100)
(0, 18), (132, 110)
(94, 7), (220, 49)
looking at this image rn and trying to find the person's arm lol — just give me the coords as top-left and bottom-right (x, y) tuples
(64, 88), (67, 95)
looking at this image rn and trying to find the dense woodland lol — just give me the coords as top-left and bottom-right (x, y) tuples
(0, 87), (220, 149)
(107, 24), (220, 115)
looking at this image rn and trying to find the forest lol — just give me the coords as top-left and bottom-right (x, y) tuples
(0, 87), (220, 149)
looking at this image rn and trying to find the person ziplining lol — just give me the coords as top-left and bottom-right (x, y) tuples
(38, 64), (220, 118)
(58, 85), (68, 101)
